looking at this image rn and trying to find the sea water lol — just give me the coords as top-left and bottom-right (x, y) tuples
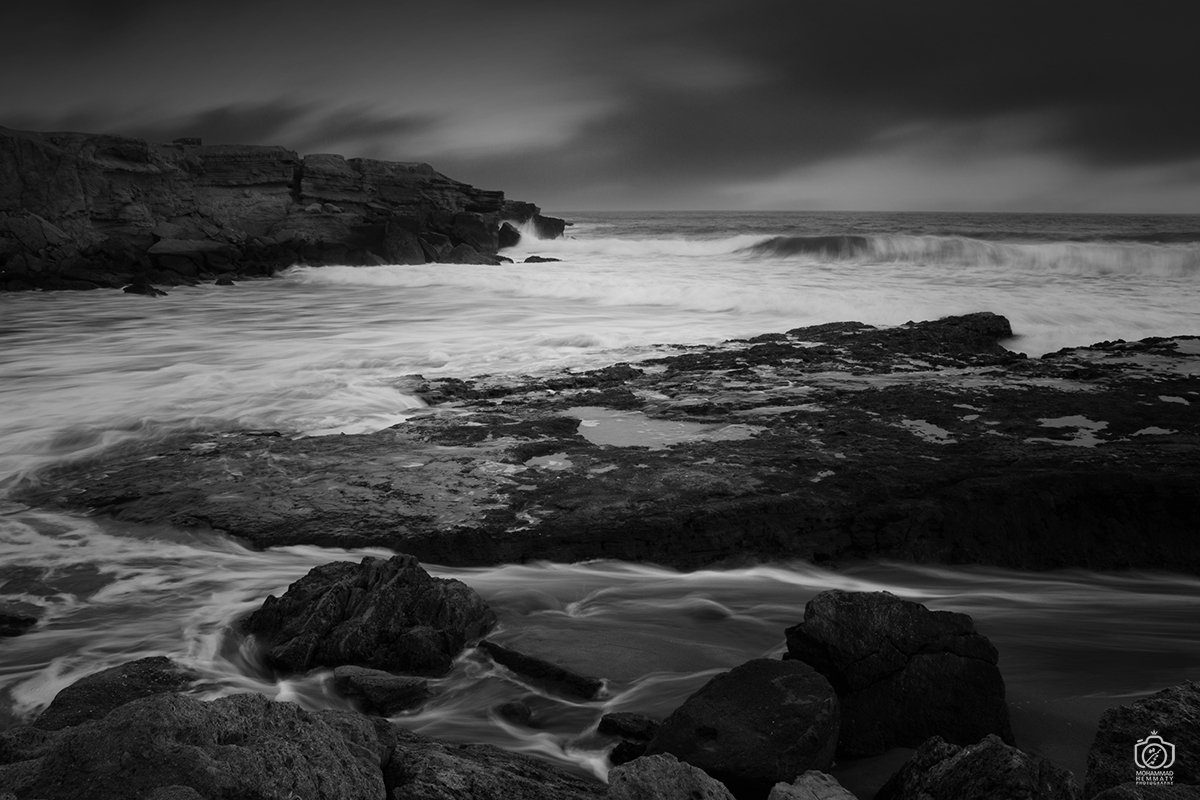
(1, 211), (1198, 795)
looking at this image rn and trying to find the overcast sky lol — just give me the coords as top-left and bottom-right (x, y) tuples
(4, 0), (1197, 213)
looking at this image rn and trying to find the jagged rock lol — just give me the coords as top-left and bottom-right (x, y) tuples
(608, 754), (736, 800)
(498, 221), (521, 248)
(34, 656), (200, 730)
(0, 693), (387, 800)
(479, 639), (603, 700)
(524, 255), (561, 263)
(443, 243), (496, 264)
(784, 590), (1012, 756)
(331, 665), (430, 714)
(0, 125), (560, 290)
(384, 725), (605, 799)
(767, 771), (856, 800)
(875, 735), (1079, 800)
(1092, 785), (1200, 799)
(646, 658), (839, 799)
(1086, 682), (1200, 797)
(384, 217), (427, 264)
(241, 554), (496, 675)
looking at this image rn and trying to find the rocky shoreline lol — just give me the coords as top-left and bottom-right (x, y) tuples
(17, 312), (1200, 573)
(1, 555), (1195, 799)
(4, 312), (1197, 797)
(0, 126), (564, 291)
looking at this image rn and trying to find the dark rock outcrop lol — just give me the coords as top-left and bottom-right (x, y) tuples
(0, 607), (38, 637)
(33, 656), (199, 731)
(524, 255), (561, 263)
(876, 735), (1079, 800)
(479, 639), (603, 700)
(497, 221), (521, 248)
(18, 315), (1200, 573)
(645, 658), (839, 799)
(1086, 682), (1200, 797)
(0, 126), (561, 290)
(601, 712), (662, 765)
(0, 693), (388, 800)
(784, 590), (1012, 756)
(331, 665), (431, 715)
(241, 554), (496, 675)
(383, 725), (605, 800)
(608, 754), (736, 800)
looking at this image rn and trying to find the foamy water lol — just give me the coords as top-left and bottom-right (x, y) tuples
(1, 210), (1198, 796)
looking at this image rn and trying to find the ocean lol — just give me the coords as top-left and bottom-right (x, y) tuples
(1, 210), (1198, 795)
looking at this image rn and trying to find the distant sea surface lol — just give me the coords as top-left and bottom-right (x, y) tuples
(2, 210), (1198, 796)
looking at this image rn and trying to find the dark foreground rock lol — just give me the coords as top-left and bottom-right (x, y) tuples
(784, 590), (1012, 756)
(876, 735), (1079, 800)
(18, 314), (1200, 573)
(33, 656), (199, 730)
(384, 726), (604, 800)
(479, 639), (604, 700)
(0, 126), (564, 290)
(241, 554), (496, 675)
(1, 693), (388, 800)
(608, 754), (735, 800)
(1086, 682), (1200, 797)
(646, 658), (839, 799)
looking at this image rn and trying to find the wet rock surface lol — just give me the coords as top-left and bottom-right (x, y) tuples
(876, 734), (1080, 800)
(331, 666), (431, 715)
(33, 656), (200, 731)
(0, 126), (564, 290)
(784, 589), (1012, 756)
(16, 313), (1200, 573)
(241, 554), (496, 675)
(645, 658), (839, 799)
(1086, 682), (1200, 797)
(479, 639), (604, 700)
(767, 771), (856, 800)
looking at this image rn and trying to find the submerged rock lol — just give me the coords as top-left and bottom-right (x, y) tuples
(479, 639), (604, 700)
(34, 656), (199, 731)
(784, 590), (1012, 756)
(646, 658), (839, 799)
(608, 754), (736, 800)
(1086, 682), (1200, 797)
(241, 554), (496, 675)
(876, 735), (1079, 800)
(331, 665), (431, 715)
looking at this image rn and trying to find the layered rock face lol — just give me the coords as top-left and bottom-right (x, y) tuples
(0, 126), (563, 290)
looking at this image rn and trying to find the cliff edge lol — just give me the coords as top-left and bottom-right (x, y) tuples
(0, 126), (564, 290)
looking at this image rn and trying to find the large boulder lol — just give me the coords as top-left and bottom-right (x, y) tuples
(0, 693), (388, 800)
(383, 726), (604, 800)
(1086, 682), (1200, 797)
(241, 554), (496, 675)
(784, 590), (1012, 756)
(608, 754), (735, 800)
(33, 656), (199, 730)
(645, 658), (839, 799)
(876, 735), (1079, 800)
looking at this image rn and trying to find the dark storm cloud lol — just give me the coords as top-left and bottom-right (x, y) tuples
(4, 102), (434, 158)
(2, 0), (1197, 209)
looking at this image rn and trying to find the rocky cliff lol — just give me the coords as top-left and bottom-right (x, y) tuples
(0, 126), (564, 290)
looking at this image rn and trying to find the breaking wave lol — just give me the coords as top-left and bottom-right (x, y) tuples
(739, 234), (1200, 278)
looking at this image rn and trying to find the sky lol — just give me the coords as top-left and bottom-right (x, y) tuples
(3, 0), (1198, 213)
